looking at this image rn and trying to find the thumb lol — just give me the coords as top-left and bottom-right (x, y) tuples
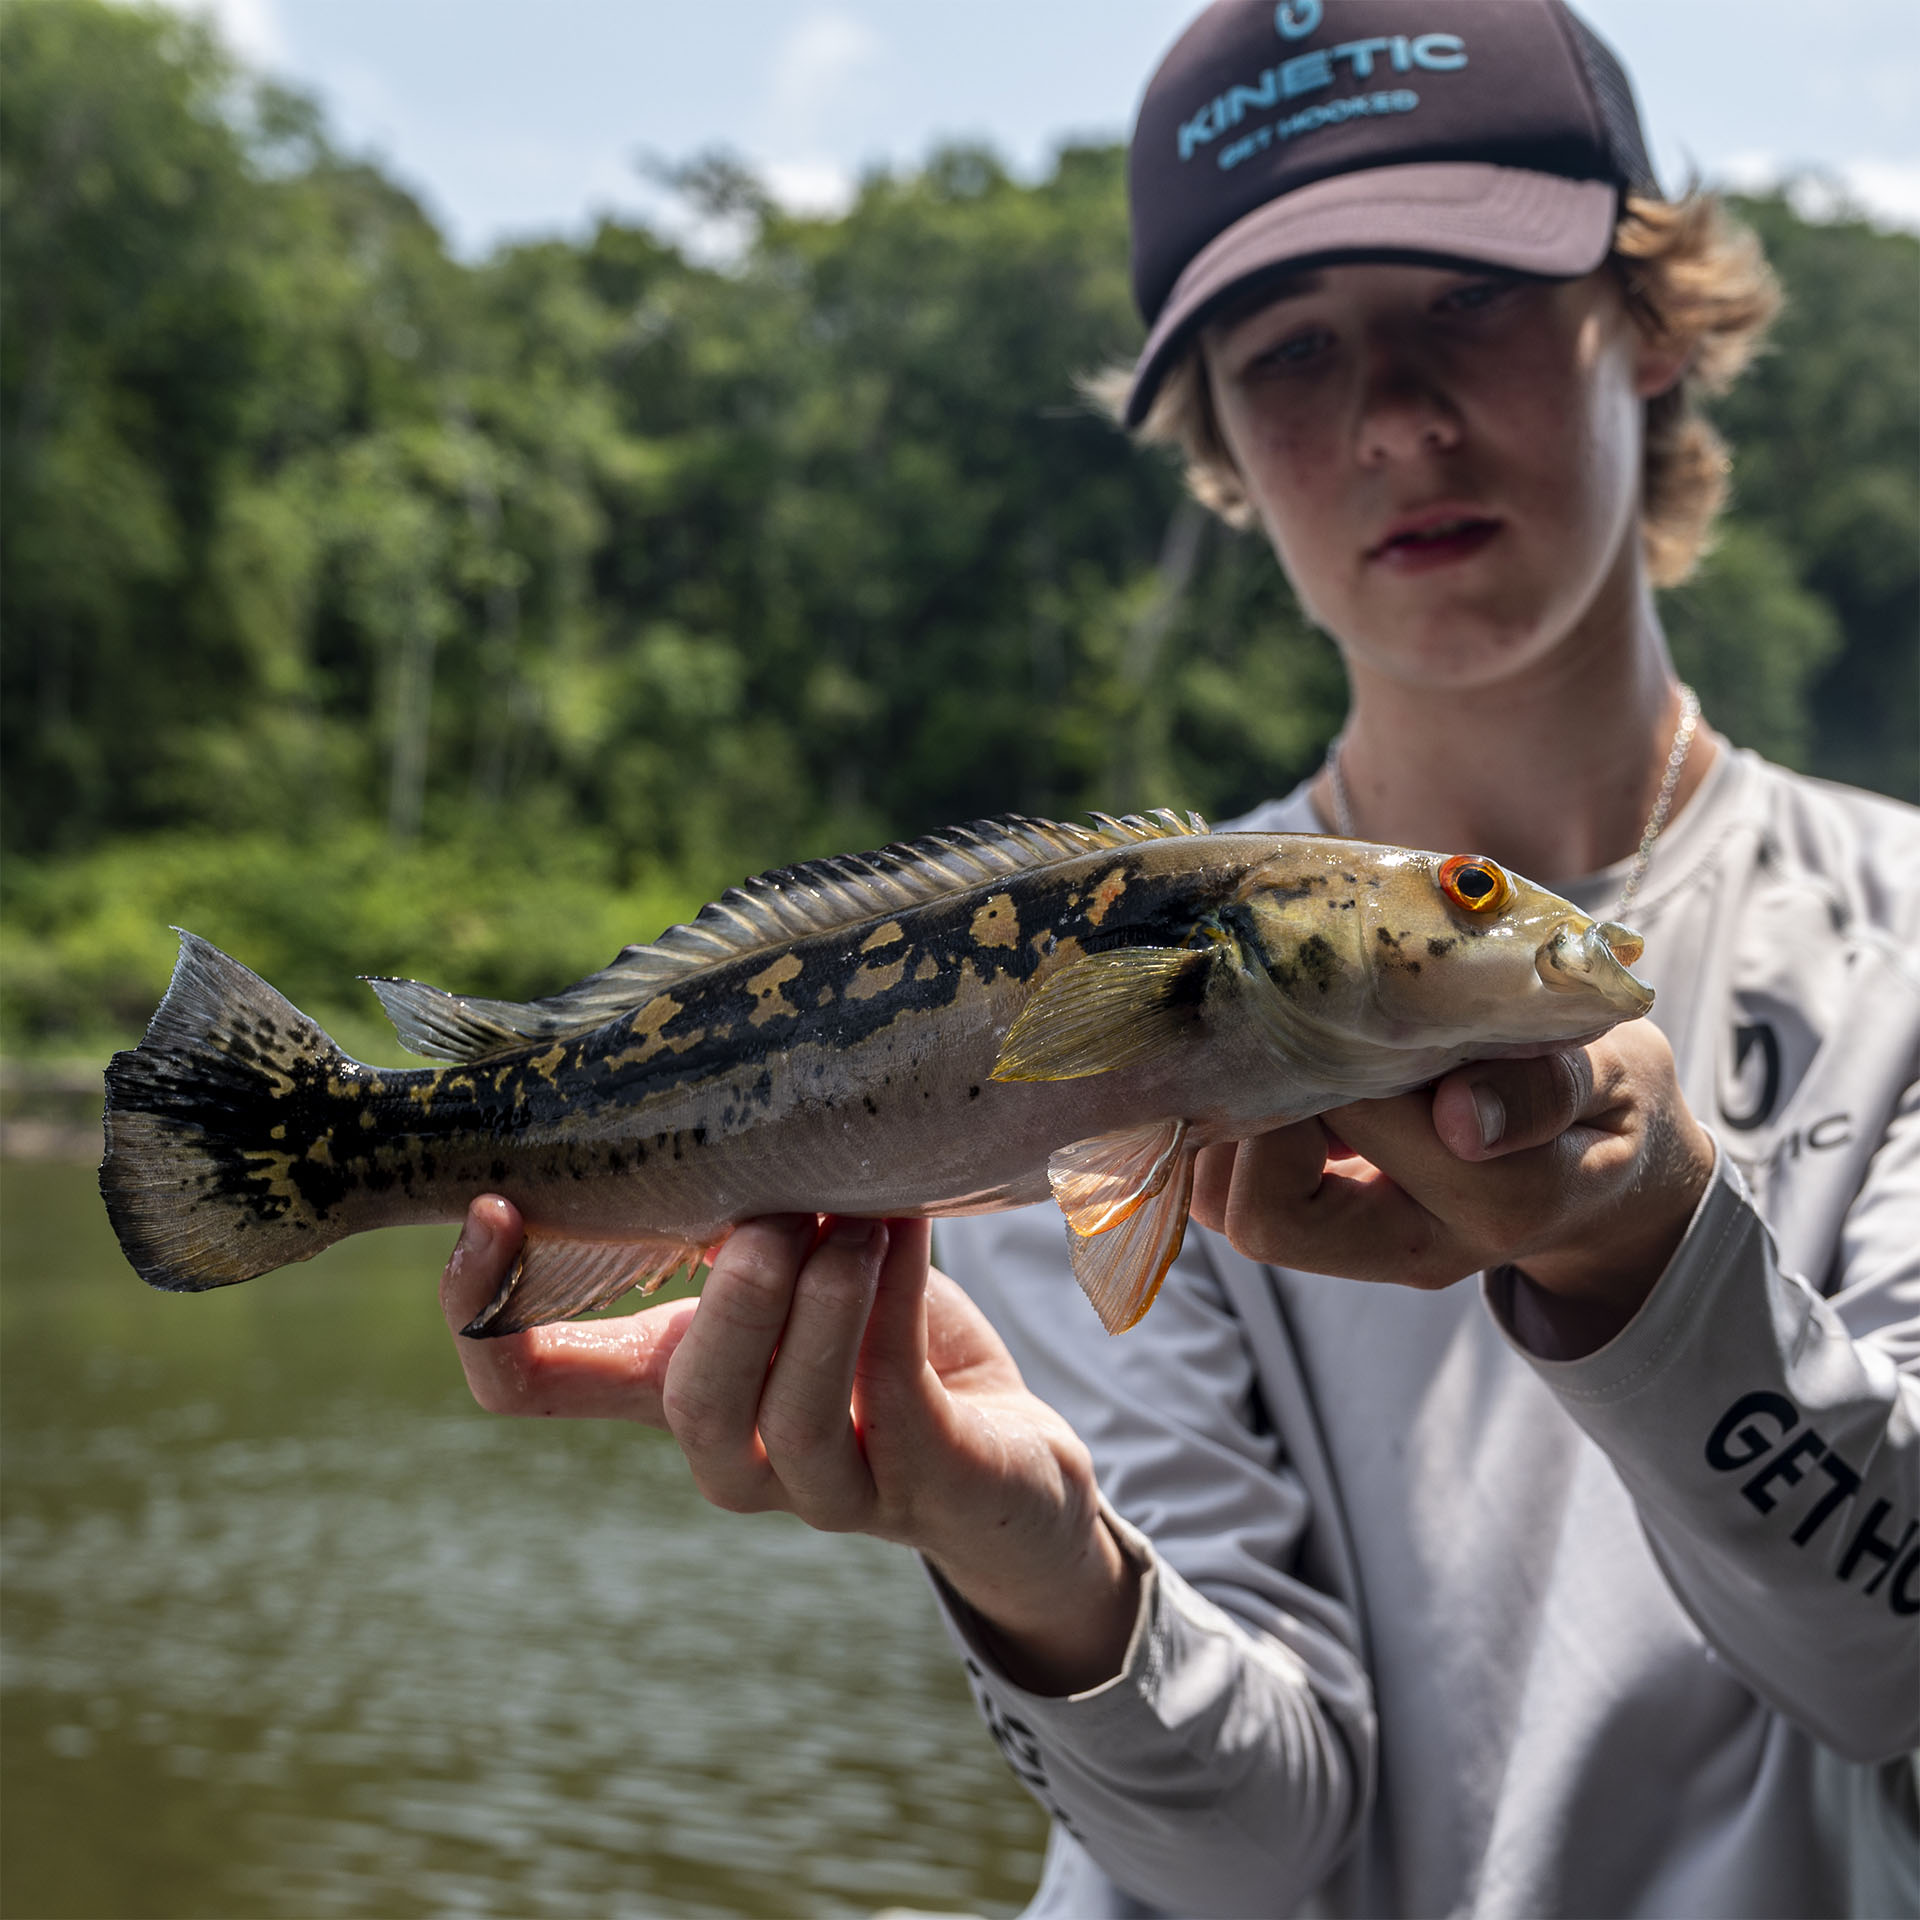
(441, 1193), (524, 1331)
(1432, 1049), (1592, 1161)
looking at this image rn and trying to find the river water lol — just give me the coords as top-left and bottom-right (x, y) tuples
(1, 1159), (1048, 1918)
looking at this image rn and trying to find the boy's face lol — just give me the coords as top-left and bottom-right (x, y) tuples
(1202, 261), (1683, 692)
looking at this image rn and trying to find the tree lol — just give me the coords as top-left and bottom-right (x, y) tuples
(1, 8), (1913, 1055)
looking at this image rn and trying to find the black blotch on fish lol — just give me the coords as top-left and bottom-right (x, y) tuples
(1428, 937), (1457, 956)
(1258, 872), (1332, 906)
(539, 861), (1224, 1117)
(1296, 934), (1338, 993)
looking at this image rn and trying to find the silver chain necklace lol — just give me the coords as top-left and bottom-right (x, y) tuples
(1321, 683), (1702, 918)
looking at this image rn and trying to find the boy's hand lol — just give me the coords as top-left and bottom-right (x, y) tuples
(440, 1204), (1140, 1694)
(1191, 1018), (1715, 1358)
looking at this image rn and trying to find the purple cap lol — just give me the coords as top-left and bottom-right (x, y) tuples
(1123, 0), (1658, 424)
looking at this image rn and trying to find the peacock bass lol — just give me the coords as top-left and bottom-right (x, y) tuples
(100, 811), (1654, 1338)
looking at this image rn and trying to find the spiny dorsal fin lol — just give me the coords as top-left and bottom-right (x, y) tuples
(368, 809), (1212, 1063)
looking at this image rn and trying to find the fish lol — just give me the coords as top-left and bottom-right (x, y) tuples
(99, 810), (1655, 1339)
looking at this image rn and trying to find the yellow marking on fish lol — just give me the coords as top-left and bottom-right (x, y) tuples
(358, 1109), (376, 1130)
(747, 954), (805, 1028)
(1086, 867), (1128, 925)
(847, 955), (908, 1001)
(239, 1148), (307, 1211)
(859, 920), (906, 954)
(1030, 934), (1086, 987)
(408, 1080), (439, 1113)
(530, 1043), (567, 1086)
(270, 1124), (286, 1141)
(604, 994), (687, 1069)
(307, 1133), (334, 1167)
(816, 986), (837, 1007)
(913, 953), (940, 982)
(971, 892), (1020, 948)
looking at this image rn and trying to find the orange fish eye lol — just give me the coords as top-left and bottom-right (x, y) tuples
(1438, 854), (1512, 914)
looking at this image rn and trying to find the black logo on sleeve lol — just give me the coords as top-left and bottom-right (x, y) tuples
(963, 1658), (1083, 1839)
(1705, 1390), (1917, 1613)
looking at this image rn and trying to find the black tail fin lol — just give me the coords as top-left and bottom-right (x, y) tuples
(101, 932), (358, 1292)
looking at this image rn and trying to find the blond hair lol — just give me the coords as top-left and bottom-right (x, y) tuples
(1093, 192), (1781, 588)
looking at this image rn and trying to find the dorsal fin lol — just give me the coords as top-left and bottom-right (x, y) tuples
(366, 809), (1212, 1062)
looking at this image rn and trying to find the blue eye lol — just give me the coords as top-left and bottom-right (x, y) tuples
(1248, 326), (1332, 374)
(1438, 279), (1515, 315)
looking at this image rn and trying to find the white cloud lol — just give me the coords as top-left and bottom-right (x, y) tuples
(764, 158), (858, 219)
(1839, 159), (1920, 232)
(147, 0), (286, 69)
(1706, 151), (1920, 234)
(770, 12), (882, 145)
(750, 13), (880, 234)
(1710, 150), (1781, 194)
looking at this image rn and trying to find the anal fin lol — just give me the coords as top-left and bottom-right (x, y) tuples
(462, 1232), (706, 1339)
(1053, 1125), (1196, 1334)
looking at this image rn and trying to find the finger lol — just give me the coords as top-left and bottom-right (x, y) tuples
(660, 1213), (816, 1512)
(1190, 1140), (1239, 1234)
(1228, 1128), (1443, 1282)
(1192, 1119), (1331, 1235)
(441, 1193), (524, 1331)
(1332, 1084), (1617, 1279)
(1429, 1049), (1593, 1161)
(856, 1217), (934, 1393)
(1216, 1121), (1341, 1250)
(441, 1195), (701, 1423)
(755, 1217), (890, 1526)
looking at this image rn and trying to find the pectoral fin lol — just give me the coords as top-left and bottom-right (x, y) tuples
(1059, 1134), (1197, 1334)
(991, 947), (1209, 1083)
(461, 1232), (706, 1338)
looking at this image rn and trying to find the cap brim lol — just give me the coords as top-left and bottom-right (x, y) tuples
(1123, 163), (1619, 427)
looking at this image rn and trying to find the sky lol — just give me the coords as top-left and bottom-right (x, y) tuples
(165, 0), (1920, 259)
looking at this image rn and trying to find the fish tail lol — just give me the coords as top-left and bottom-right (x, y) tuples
(101, 932), (360, 1292)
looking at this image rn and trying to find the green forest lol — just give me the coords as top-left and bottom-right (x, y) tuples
(3, 2), (1916, 1063)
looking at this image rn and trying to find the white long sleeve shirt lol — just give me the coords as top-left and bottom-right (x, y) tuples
(934, 745), (1920, 1919)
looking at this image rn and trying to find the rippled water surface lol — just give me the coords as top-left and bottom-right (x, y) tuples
(1, 1160), (1047, 1918)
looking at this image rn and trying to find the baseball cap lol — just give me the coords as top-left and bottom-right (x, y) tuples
(1123, 0), (1660, 425)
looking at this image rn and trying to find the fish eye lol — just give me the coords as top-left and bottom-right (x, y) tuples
(1438, 854), (1512, 914)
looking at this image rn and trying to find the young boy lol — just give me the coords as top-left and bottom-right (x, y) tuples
(440, 4), (1919, 1911)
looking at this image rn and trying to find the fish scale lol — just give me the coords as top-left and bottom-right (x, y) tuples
(100, 813), (1654, 1337)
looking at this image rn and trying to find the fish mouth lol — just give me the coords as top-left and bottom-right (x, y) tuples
(1535, 919), (1655, 1016)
